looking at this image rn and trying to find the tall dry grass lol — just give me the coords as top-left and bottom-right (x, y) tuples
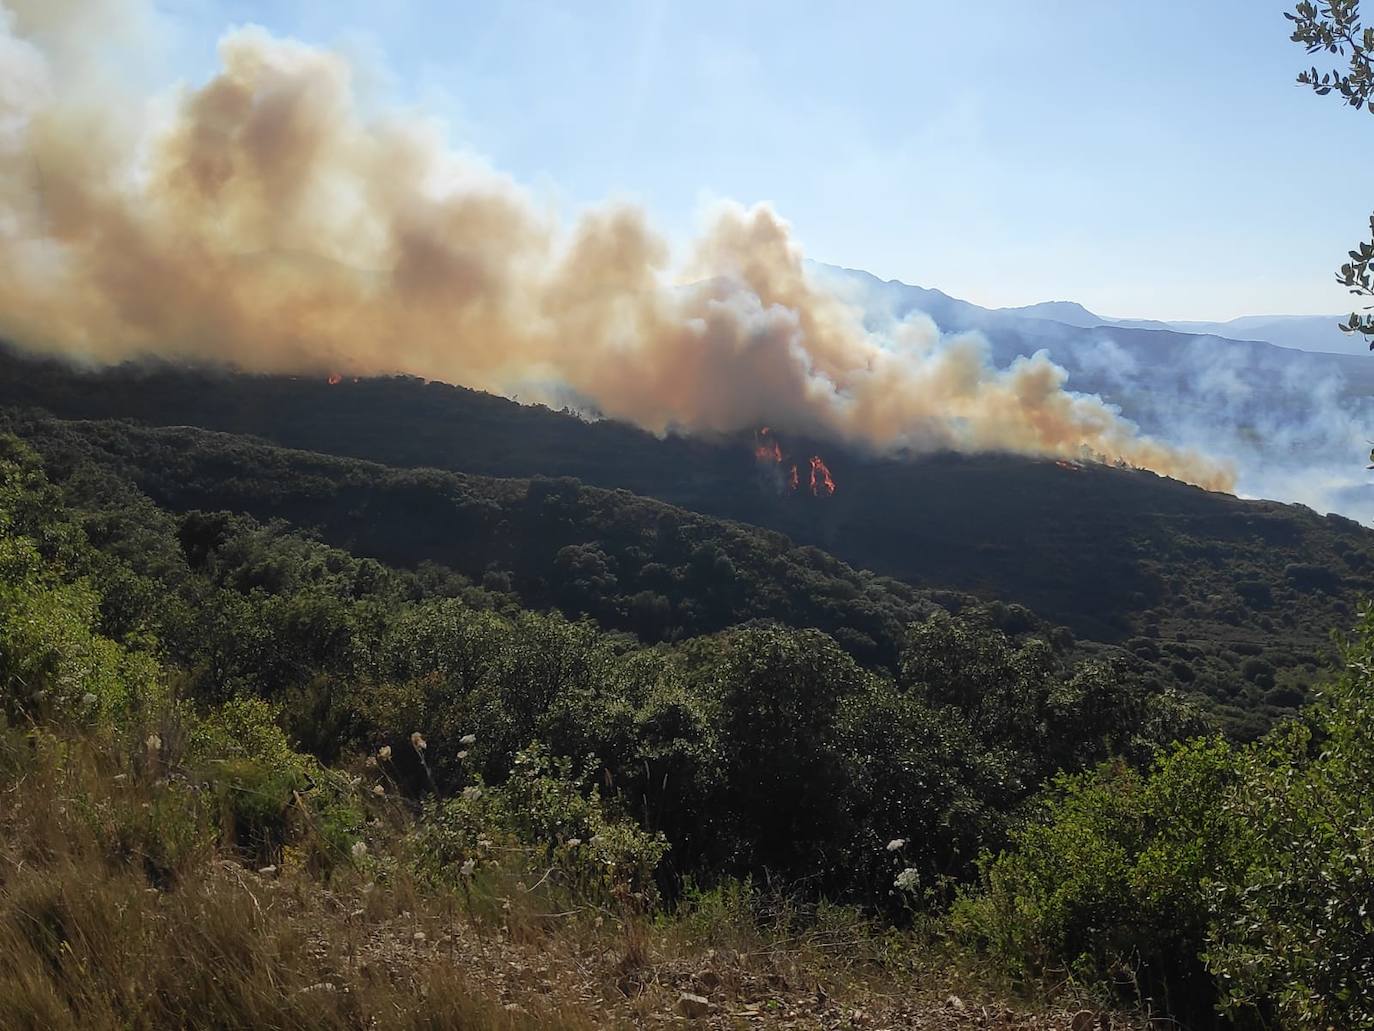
(0, 724), (598, 1030)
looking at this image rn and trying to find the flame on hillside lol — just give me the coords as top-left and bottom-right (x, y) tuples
(809, 456), (836, 496)
(754, 426), (783, 464)
(753, 427), (836, 497)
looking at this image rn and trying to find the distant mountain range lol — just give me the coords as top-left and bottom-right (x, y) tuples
(819, 263), (1363, 355)
(815, 264), (1374, 523)
(1011, 302), (1366, 358)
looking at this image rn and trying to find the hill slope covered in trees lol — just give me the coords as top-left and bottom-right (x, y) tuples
(3, 346), (1372, 734)
(5, 409), (1374, 1027)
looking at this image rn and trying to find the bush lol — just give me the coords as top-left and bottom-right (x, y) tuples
(953, 739), (1246, 1019)
(1205, 608), (1374, 1027)
(416, 743), (668, 906)
(189, 698), (361, 869)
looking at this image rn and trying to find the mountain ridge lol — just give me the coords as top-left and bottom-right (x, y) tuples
(4, 343), (1372, 736)
(819, 263), (1359, 356)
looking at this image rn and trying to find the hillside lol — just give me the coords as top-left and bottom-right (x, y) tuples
(3, 399), (1373, 1028)
(7, 410), (949, 670)
(0, 432), (1159, 1029)
(4, 346), (1374, 735)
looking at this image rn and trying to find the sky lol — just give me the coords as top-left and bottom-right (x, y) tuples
(151, 0), (1374, 322)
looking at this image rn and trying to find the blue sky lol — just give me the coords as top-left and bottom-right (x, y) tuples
(158, 1), (1374, 321)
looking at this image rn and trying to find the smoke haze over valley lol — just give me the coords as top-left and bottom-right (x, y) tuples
(1, 0), (1368, 519)
(0, 0), (1239, 493)
(820, 265), (1374, 522)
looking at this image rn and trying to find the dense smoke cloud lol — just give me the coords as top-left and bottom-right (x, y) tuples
(0, 2), (1234, 491)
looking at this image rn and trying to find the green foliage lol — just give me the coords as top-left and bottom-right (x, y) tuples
(1205, 607), (1374, 1026)
(416, 743), (668, 904)
(836, 678), (1010, 903)
(106, 777), (217, 889)
(9, 358), (1370, 742)
(1288, 0), (1374, 338)
(955, 608), (1374, 1023)
(0, 441), (162, 724)
(952, 739), (1247, 1018)
(0, 431), (1205, 905)
(30, 416), (1374, 1025)
(190, 697), (362, 869)
(709, 627), (863, 878)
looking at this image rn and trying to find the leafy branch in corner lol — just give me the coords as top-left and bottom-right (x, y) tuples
(1288, 0), (1374, 339)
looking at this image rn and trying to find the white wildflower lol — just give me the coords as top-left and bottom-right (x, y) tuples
(145, 733), (162, 753)
(456, 750), (468, 760)
(460, 858), (477, 877)
(462, 786), (482, 801)
(459, 734), (477, 746)
(565, 837), (582, 848)
(894, 867), (920, 892)
(372, 784), (385, 797)
(410, 732), (427, 752)
(377, 745), (392, 761)
(886, 838), (905, 852)
(81, 693), (98, 708)
(351, 841), (368, 859)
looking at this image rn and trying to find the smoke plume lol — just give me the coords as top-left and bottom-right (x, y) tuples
(0, 2), (1234, 491)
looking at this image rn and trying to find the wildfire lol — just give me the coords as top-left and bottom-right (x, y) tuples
(1055, 460), (1082, 472)
(753, 426), (783, 464)
(327, 373), (343, 385)
(753, 427), (837, 497)
(809, 455), (836, 496)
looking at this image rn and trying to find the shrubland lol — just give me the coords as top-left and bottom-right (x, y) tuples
(7, 348), (1374, 737)
(4, 425), (1374, 1027)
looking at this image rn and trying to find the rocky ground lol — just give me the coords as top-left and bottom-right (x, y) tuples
(247, 865), (1142, 1030)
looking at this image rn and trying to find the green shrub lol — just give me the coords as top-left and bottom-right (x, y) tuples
(189, 698), (361, 869)
(416, 743), (667, 905)
(953, 739), (1246, 1018)
(1205, 608), (1374, 1027)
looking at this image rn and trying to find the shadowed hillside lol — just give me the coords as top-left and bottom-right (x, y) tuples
(4, 346), (1372, 735)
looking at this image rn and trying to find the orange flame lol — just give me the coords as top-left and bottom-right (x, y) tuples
(753, 426), (783, 464)
(809, 455), (836, 497)
(1055, 460), (1081, 472)
(327, 372), (343, 385)
(753, 428), (833, 498)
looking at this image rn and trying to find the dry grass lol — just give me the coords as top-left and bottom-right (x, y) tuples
(0, 854), (608, 1030)
(0, 726), (1139, 1030)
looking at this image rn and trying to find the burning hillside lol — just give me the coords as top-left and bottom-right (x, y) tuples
(0, 1), (1233, 493)
(810, 456), (836, 497)
(753, 427), (837, 498)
